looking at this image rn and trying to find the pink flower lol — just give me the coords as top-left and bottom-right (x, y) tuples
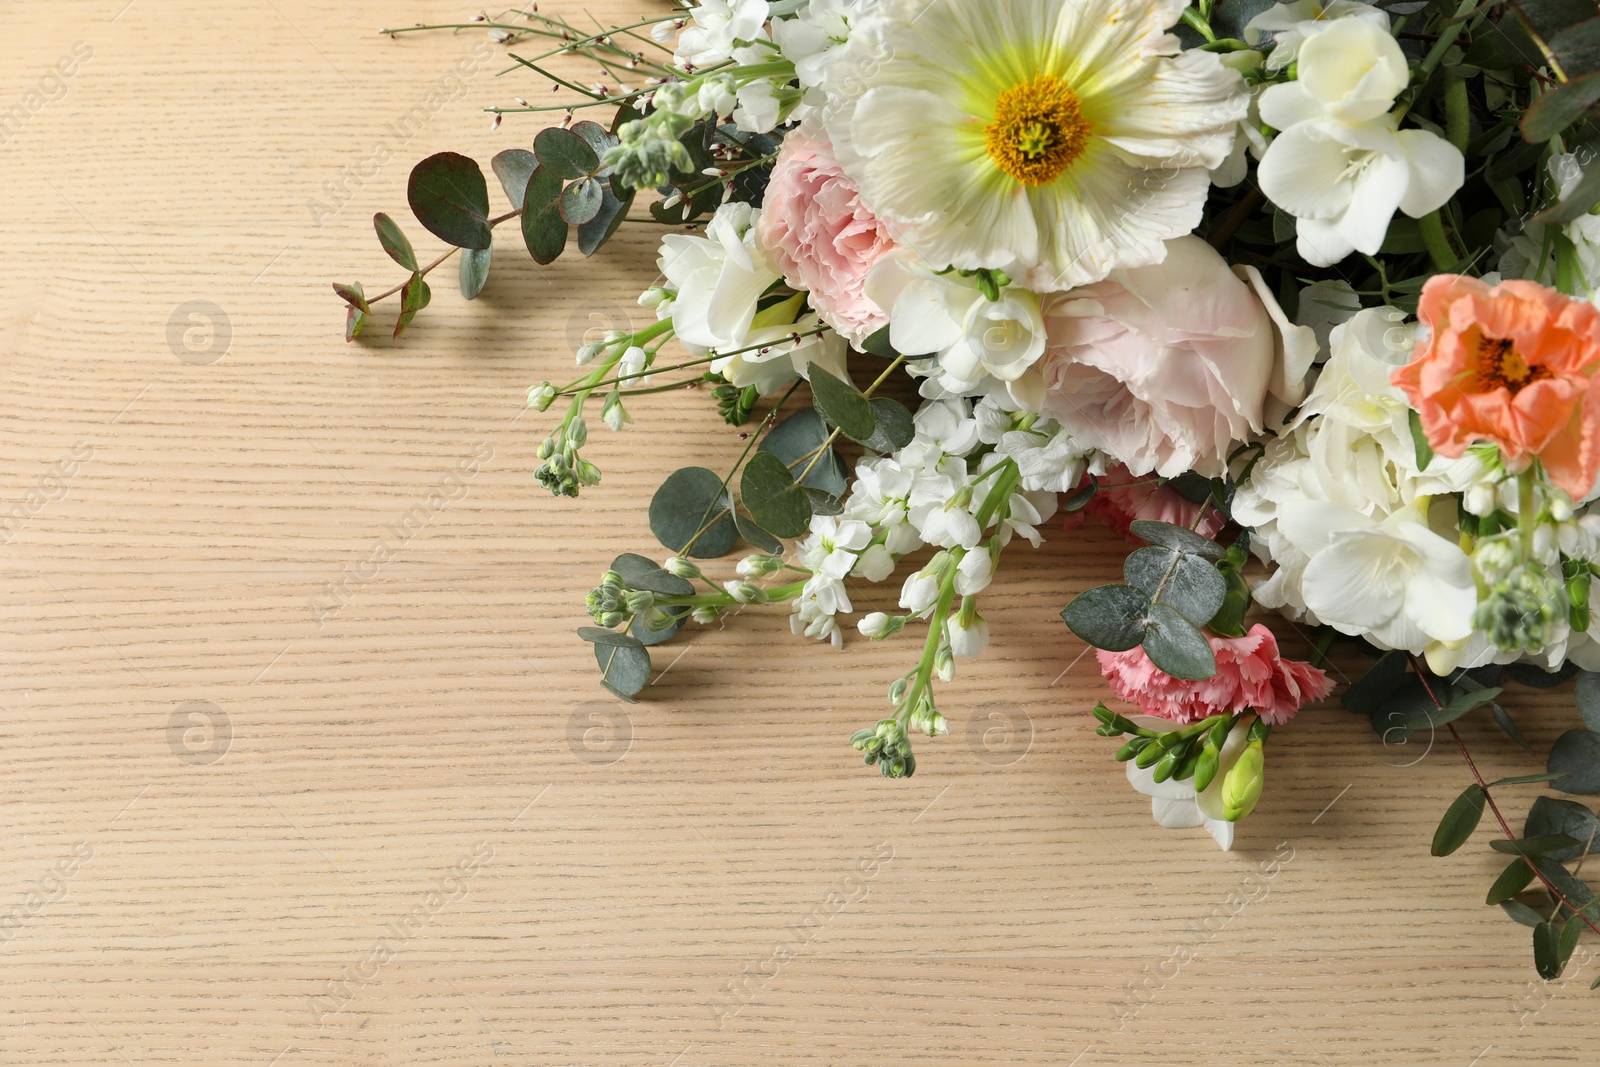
(755, 131), (899, 346)
(1036, 237), (1317, 478)
(1095, 624), (1331, 726)
(1067, 464), (1228, 542)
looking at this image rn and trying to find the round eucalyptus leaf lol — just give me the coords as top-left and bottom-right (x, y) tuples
(1140, 603), (1216, 680)
(648, 467), (737, 558)
(809, 362), (875, 442)
(407, 152), (492, 249)
(740, 450), (813, 540)
(560, 177), (604, 225)
(1525, 796), (1600, 862)
(459, 244), (490, 300)
(1549, 729), (1600, 794)
(535, 126), (600, 180)
(758, 409), (847, 496)
(860, 397), (914, 453)
(1128, 519), (1225, 560)
(1060, 584), (1150, 652)
(491, 148), (538, 210)
(1123, 545), (1226, 626)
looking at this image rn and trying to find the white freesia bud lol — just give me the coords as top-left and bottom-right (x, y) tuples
(527, 382), (557, 411)
(723, 580), (769, 604)
(852, 543), (896, 582)
(663, 556), (702, 580)
(858, 612), (904, 640)
(737, 554), (784, 578)
(1552, 494), (1575, 522)
(946, 613), (990, 658)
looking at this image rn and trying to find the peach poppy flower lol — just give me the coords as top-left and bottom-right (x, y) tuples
(1391, 275), (1600, 499)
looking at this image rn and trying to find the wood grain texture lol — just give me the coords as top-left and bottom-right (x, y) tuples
(1, 2), (1597, 1063)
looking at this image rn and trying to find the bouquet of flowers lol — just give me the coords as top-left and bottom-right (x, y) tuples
(340, 0), (1600, 986)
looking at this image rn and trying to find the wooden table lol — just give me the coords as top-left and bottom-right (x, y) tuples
(2, 2), (1597, 1063)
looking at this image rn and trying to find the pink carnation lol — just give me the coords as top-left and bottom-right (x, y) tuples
(755, 132), (898, 345)
(1068, 464), (1228, 542)
(1095, 624), (1331, 726)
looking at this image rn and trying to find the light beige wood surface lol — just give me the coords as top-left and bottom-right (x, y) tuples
(2, 2), (1598, 1063)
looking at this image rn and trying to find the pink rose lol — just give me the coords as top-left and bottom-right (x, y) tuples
(1066, 464), (1228, 542)
(1036, 237), (1316, 478)
(1096, 624), (1332, 726)
(756, 132), (898, 346)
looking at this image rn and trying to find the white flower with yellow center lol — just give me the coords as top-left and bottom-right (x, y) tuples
(818, 0), (1246, 292)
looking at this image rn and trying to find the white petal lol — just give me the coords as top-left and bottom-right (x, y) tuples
(1258, 124), (1355, 220)
(1393, 129), (1466, 218)
(1338, 152), (1411, 255)
(1203, 816), (1236, 850)
(1258, 81), (1323, 132)
(1152, 797), (1206, 829)
(1300, 535), (1405, 631)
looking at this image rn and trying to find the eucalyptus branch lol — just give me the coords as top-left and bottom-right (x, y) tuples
(792, 354), (904, 484)
(368, 207), (522, 304)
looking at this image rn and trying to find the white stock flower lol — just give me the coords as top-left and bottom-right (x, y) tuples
(820, 0), (1245, 292)
(1245, 0), (1394, 71)
(946, 613), (989, 658)
(1256, 20), (1463, 267)
(676, 0), (771, 68)
(799, 515), (872, 579)
(852, 542), (896, 581)
(955, 547), (993, 595)
(657, 202), (781, 353)
(773, 0), (876, 111)
(864, 252), (1047, 386)
(791, 580), (846, 647)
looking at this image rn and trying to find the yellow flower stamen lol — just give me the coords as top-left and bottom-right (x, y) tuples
(984, 74), (1092, 187)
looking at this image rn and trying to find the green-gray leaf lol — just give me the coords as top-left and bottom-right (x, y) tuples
(1060, 584), (1151, 652)
(740, 450), (813, 539)
(394, 273), (430, 340)
(1549, 729), (1600, 794)
(491, 148), (538, 210)
(1502, 899), (1545, 928)
(759, 409), (847, 496)
(459, 245), (490, 300)
(560, 177), (603, 225)
(648, 467), (737, 559)
(1490, 834), (1583, 857)
(734, 510), (784, 554)
(1432, 783), (1485, 856)
(859, 397), (914, 453)
(1128, 519), (1224, 560)
(535, 126), (600, 180)
(408, 152), (492, 249)
(809, 362), (876, 442)
(1534, 920), (1562, 979)
(1526, 796), (1600, 862)
(578, 185), (632, 256)
(374, 212), (417, 271)
(609, 552), (693, 598)
(1577, 670), (1600, 732)
(1123, 545), (1226, 627)
(1141, 603), (1217, 680)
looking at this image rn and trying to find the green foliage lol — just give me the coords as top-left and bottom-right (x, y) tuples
(648, 467), (738, 559)
(739, 450), (812, 539)
(1432, 784), (1486, 856)
(1549, 729), (1600, 793)
(459, 246), (490, 300)
(578, 626), (651, 701)
(374, 212), (417, 271)
(408, 152), (492, 250)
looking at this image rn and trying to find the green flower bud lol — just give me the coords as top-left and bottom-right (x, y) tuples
(567, 417), (589, 449)
(663, 556), (702, 580)
(1135, 741), (1165, 769)
(690, 606), (719, 625)
(1193, 746), (1221, 792)
(1114, 736), (1150, 762)
(1152, 749), (1180, 783)
(624, 590), (655, 615)
(1221, 739), (1265, 822)
(527, 382), (557, 411)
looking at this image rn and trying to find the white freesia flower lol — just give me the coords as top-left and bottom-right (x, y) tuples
(676, 0), (771, 68)
(864, 252), (1047, 386)
(1256, 20), (1464, 267)
(820, 0), (1245, 291)
(712, 304), (849, 395)
(1209, 49), (1271, 189)
(1124, 718), (1254, 850)
(1245, 0), (1394, 71)
(773, 0), (877, 118)
(1275, 499), (1476, 650)
(657, 202), (781, 353)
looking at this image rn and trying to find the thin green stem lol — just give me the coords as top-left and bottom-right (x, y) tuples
(793, 355), (904, 484)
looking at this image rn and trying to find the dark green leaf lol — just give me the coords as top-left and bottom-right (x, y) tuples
(394, 273), (430, 340)
(758, 409), (847, 496)
(569, 119), (615, 161)
(648, 467), (738, 559)
(1128, 519), (1224, 560)
(1535, 857), (1598, 911)
(859, 397), (914, 453)
(734, 510), (783, 554)
(801, 486), (844, 516)
(1522, 73), (1600, 142)
(1509, 662), (1580, 688)
(407, 151), (492, 250)
(1526, 796), (1600, 862)
(609, 552), (694, 598)
(1060, 584), (1151, 652)
(560, 177), (604, 225)
(344, 304), (367, 343)
(459, 245), (490, 300)
(534, 126), (600, 180)
(1487, 859), (1537, 905)
(1141, 603), (1217, 681)
(809, 362), (876, 442)
(1549, 729), (1600, 794)
(577, 626), (646, 648)
(1062, 480), (1096, 512)
(1535, 920), (1563, 979)
(1503, 899), (1546, 928)
(1432, 783), (1486, 857)
(578, 185), (632, 256)
(374, 212), (417, 271)
(1577, 671), (1600, 732)
(491, 148), (538, 210)
(739, 450), (813, 539)
(1491, 834), (1583, 857)
(860, 325), (898, 357)
(1490, 771), (1568, 787)
(1494, 703), (1536, 754)
(1559, 910), (1584, 971)
(1408, 408), (1433, 471)
(521, 166), (568, 264)
(1123, 545), (1226, 626)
